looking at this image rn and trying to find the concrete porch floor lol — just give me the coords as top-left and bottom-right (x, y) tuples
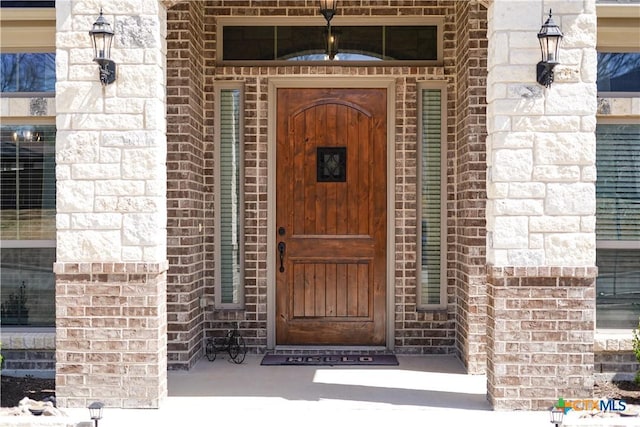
(52, 355), (636, 426)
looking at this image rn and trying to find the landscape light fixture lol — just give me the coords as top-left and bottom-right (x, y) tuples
(88, 401), (104, 427)
(89, 9), (116, 85)
(319, 0), (338, 60)
(550, 406), (564, 427)
(536, 9), (563, 88)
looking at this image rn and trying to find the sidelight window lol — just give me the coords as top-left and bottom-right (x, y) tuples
(215, 84), (245, 308)
(417, 83), (446, 309)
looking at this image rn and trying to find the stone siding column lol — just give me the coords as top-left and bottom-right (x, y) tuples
(55, 0), (168, 408)
(485, 0), (597, 410)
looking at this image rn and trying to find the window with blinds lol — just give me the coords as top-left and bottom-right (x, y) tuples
(0, 124), (56, 326)
(215, 85), (244, 308)
(595, 123), (640, 328)
(418, 85), (445, 308)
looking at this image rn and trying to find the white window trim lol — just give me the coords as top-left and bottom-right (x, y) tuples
(214, 81), (245, 309)
(416, 80), (447, 311)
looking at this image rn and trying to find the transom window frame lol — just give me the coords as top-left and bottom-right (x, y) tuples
(416, 80), (448, 311)
(216, 16), (444, 67)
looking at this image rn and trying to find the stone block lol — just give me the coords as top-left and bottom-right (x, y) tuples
(508, 182), (545, 198)
(512, 116), (579, 132)
(488, 183), (509, 198)
(545, 183), (595, 215)
(581, 48), (598, 83)
(116, 15), (162, 49)
(535, 132), (595, 166)
(530, 216), (580, 233)
(56, 131), (100, 164)
(68, 64), (101, 81)
(490, 1), (540, 32)
(145, 100), (166, 130)
(95, 180), (145, 196)
(99, 147), (122, 163)
(544, 233), (595, 266)
(103, 131), (156, 147)
(122, 148), (164, 180)
(71, 213), (122, 230)
(57, 181), (95, 213)
(112, 48), (146, 65)
(57, 213), (71, 230)
(581, 115), (596, 132)
(581, 165), (596, 182)
(73, 113), (142, 131)
(546, 83), (597, 115)
(487, 114), (511, 133)
(490, 131), (535, 149)
(123, 213), (166, 246)
(118, 65), (164, 98)
(57, 230), (121, 262)
(71, 163), (121, 180)
(68, 47), (94, 65)
(492, 149), (532, 181)
(493, 216), (528, 249)
(488, 32), (509, 66)
(609, 98), (633, 116)
(532, 165), (580, 182)
(507, 249), (545, 266)
(105, 98), (145, 114)
(529, 233), (544, 249)
(494, 199), (544, 215)
(56, 82), (104, 113)
(563, 14), (597, 49)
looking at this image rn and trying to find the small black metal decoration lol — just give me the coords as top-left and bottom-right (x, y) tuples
(317, 147), (346, 182)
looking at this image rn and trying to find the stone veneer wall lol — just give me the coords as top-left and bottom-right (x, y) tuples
(55, 0), (168, 408)
(166, 1), (207, 370)
(164, 0), (492, 360)
(453, 0), (488, 375)
(485, 0), (597, 410)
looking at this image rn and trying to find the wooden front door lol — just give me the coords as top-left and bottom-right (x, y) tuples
(276, 88), (387, 346)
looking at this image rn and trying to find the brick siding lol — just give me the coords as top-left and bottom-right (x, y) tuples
(486, 266), (596, 410)
(54, 262), (168, 408)
(453, 0), (488, 375)
(166, 1), (208, 371)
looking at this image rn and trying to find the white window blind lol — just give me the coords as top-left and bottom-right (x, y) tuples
(418, 87), (444, 307)
(215, 86), (244, 308)
(595, 123), (640, 328)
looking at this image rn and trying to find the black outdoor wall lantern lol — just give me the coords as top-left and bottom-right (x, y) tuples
(550, 406), (564, 427)
(88, 401), (104, 427)
(536, 9), (563, 88)
(89, 9), (116, 85)
(319, 0), (338, 60)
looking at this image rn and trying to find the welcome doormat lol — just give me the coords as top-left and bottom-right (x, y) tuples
(260, 354), (399, 366)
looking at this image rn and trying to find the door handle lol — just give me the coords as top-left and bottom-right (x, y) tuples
(278, 242), (286, 273)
